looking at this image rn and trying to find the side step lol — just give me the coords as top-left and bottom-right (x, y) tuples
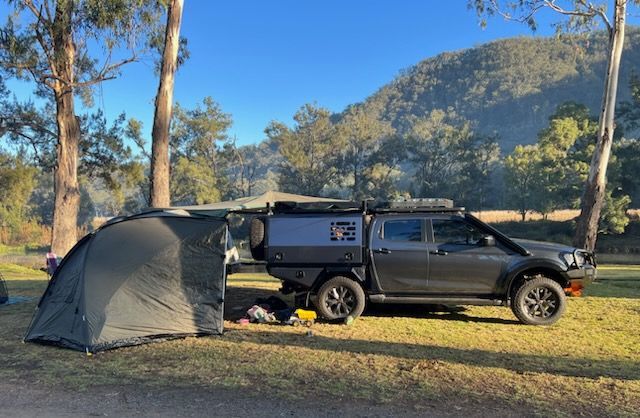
(368, 294), (504, 306)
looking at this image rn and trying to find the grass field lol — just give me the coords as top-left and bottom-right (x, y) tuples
(1, 264), (639, 416)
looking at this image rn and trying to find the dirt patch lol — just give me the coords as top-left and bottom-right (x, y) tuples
(0, 381), (522, 418)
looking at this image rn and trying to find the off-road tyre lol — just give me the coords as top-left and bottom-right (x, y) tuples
(511, 276), (566, 325)
(315, 276), (366, 321)
(249, 216), (266, 260)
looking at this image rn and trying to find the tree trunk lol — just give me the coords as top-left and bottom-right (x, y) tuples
(50, 2), (80, 256)
(150, 0), (184, 207)
(51, 90), (80, 256)
(573, 0), (626, 251)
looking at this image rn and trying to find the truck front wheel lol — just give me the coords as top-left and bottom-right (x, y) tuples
(316, 276), (366, 321)
(511, 276), (566, 325)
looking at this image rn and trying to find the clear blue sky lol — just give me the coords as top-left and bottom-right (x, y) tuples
(5, 1), (632, 146)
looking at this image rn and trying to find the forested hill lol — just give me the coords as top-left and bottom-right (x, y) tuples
(356, 28), (640, 152)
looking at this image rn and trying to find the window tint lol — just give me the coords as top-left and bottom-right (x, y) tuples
(383, 220), (422, 242)
(432, 220), (483, 245)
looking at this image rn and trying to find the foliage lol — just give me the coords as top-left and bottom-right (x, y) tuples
(169, 97), (233, 205)
(266, 103), (344, 196)
(600, 190), (631, 234)
(225, 139), (281, 199)
(0, 152), (37, 233)
(336, 105), (395, 200)
(504, 102), (598, 219)
(364, 135), (408, 200)
(504, 145), (542, 220)
(609, 138), (640, 207)
(0, 0), (163, 101)
(407, 109), (500, 206)
(618, 73), (640, 131)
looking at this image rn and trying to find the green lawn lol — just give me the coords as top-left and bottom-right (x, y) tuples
(1, 264), (639, 416)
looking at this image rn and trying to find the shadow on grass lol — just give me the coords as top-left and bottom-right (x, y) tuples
(227, 328), (640, 381)
(224, 285), (288, 320)
(224, 285), (519, 324)
(364, 304), (520, 324)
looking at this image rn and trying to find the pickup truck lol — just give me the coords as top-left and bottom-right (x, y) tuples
(249, 199), (596, 325)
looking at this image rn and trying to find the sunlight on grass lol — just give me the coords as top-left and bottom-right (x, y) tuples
(1, 265), (639, 416)
(0, 263), (47, 280)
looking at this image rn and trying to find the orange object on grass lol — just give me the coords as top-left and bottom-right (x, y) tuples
(565, 282), (584, 297)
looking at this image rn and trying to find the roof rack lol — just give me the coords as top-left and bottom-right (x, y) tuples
(370, 198), (464, 213)
(270, 198), (465, 214)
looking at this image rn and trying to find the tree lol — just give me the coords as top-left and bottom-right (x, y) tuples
(618, 73), (640, 131)
(504, 145), (542, 220)
(337, 106), (394, 200)
(470, 0), (639, 251)
(609, 138), (640, 206)
(535, 106), (596, 215)
(1, 97), (150, 216)
(0, 152), (38, 241)
(360, 135), (408, 201)
(266, 104), (344, 196)
(408, 110), (469, 198)
(504, 102), (600, 219)
(0, 0), (161, 255)
(150, 0), (184, 207)
(456, 135), (500, 211)
(169, 97), (232, 205)
(223, 139), (281, 199)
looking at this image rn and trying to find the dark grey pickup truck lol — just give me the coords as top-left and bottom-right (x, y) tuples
(249, 199), (596, 325)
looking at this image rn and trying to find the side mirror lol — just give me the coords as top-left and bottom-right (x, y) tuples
(481, 235), (496, 247)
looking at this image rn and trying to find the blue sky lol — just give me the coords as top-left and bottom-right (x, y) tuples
(5, 1), (633, 146)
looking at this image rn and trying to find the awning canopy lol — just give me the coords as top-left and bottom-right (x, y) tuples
(171, 190), (346, 217)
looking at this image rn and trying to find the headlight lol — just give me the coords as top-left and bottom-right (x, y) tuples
(574, 251), (587, 266)
(562, 252), (575, 267)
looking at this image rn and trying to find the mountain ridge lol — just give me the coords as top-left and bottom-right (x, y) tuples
(353, 28), (640, 152)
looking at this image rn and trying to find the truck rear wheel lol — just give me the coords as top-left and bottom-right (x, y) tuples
(316, 276), (365, 321)
(249, 216), (266, 260)
(511, 276), (566, 325)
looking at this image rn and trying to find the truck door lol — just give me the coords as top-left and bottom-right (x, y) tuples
(370, 217), (429, 293)
(425, 218), (508, 295)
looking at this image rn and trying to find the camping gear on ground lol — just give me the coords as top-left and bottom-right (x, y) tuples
(0, 272), (8, 304)
(24, 210), (228, 353)
(246, 305), (277, 323)
(287, 309), (317, 327)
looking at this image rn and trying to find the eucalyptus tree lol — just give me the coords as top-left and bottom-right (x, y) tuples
(0, 0), (162, 254)
(266, 104), (344, 196)
(169, 97), (232, 205)
(150, 0), (184, 207)
(337, 106), (394, 200)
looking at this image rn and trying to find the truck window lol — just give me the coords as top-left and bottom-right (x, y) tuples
(432, 219), (482, 245)
(382, 219), (422, 242)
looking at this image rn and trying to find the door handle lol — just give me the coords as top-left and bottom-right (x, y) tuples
(374, 248), (392, 254)
(429, 250), (448, 256)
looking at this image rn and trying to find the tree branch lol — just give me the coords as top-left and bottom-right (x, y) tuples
(487, 0), (613, 32)
(72, 55), (138, 89)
